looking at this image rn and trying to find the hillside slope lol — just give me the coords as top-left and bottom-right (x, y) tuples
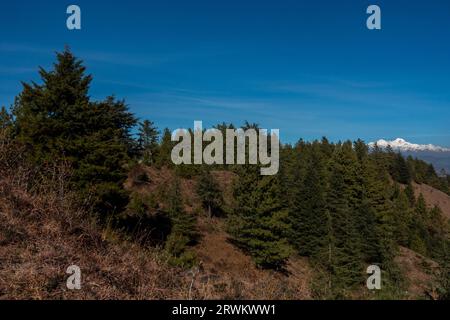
(2, 162), (448, 299)
(0, 169), (187, 299)
(1, 162), (448, 299)
(126, 166), (449, 299)
(413, 182), (450, 219)
(126, 166), (312, 299)
(395, 246), (439, 299)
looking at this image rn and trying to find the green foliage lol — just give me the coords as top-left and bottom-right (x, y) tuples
(12, 48), (136, 219)
(155, 128), (173, 168)
(409, 194), (429, 255)
(407, 156), (449, 195)
(229, 164), (292, 269)
(323, 144), (364, 290)
(165, 233), (197, 268)
(290, 142), (328, 258)
(392, 153), (411, 184)
(225, 135), (449, 297)
(392, 189), (413, 246)
(164, 177), (197, 267)
(196, 169), (223, 218)
(137, 120), (159, 165)
(404, 183), (416, 206)
(114, 192), (171, 247)
(437, 246), (450, 300)
(277, 138), (447, 297)
(135, 172), (150, 184)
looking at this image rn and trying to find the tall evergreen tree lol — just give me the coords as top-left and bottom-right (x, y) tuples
(196, 169), (223, 218)
(393, 153), (411, 184)
(164, 177), (197, 266)
(404, 183), (416, 207)
(290, 143), (328, 258)
(324, 146), (364, 293)
(156, 128), (173, 168)
(137, 120), (159, 165)
(229, 164), (291, 269)
(392, 189), (413, 246)
(12, 48), (136, 218)
(409, 194), (430, 255)
(353, 139), (380, 262)
(365, 162), (397, 264)
(437, 242), (450, 300)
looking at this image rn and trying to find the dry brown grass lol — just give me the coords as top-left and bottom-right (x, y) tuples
(190, 217), (312, 300)
(413, 182), (450, 219)
(395, 246), (440, 299)
(0, 136), (187, 300)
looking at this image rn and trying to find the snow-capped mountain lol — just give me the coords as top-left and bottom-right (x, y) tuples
(369, 138), (450, 152)
(369, 138), (450, 174)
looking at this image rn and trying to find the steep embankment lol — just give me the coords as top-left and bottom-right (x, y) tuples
(395, 246), (439, 299)
(413, 182), (450, 219)
(192, 217), (312, 299)
(0, 171), (187, 299)
(395, 182), (450, 298)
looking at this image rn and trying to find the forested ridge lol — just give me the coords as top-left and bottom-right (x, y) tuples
(1, 49), (449, 299)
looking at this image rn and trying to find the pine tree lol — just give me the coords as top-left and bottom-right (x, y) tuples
(392, 189), (413, 246)
(167, 178), (196, 238)
(324, 147), (364, 292)
(353, 140), (381, 262)
(358, 146), (401, 290)
(290, 143), (328, 258)
(137, 120), (159, 165)
(393, 153), (411, 184)
(156, 128), (173, 168)
(404, 183), (416, 207)
(164, 177), (197, 266)
(13, 49), (91, 161)
(415, 194), (429, 223)
(437, 241), (450, 300)
(409, 194), (430, 255)
(427, 205), (448, 258)
(229, 164), (291, 269)
(196, 169), (223, 218)
(366, 162), (397, 264)
(12, 48), (136, 218)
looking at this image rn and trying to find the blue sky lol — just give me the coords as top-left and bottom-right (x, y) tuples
(1, 0), (449, 146)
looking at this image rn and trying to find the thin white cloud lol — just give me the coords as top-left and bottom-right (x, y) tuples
(0, 66), (36, 74)
(0, 42), (229, 69)
(0, 43), (50, 54)
(0, 43), (166, 68)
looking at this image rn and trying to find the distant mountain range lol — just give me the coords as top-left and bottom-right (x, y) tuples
(369, 138), (450, 174)
(369, 138), (450, 152)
